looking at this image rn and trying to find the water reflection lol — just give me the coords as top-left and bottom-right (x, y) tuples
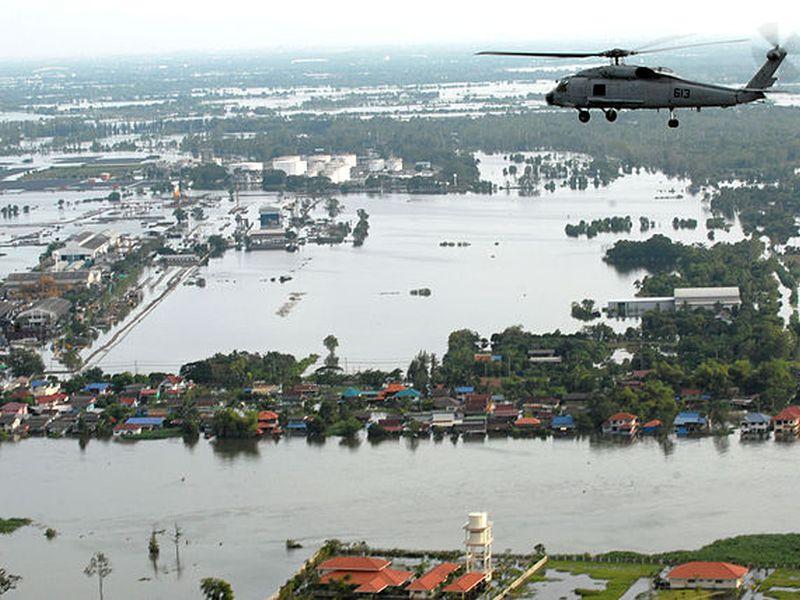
(210, 438), (260, 460)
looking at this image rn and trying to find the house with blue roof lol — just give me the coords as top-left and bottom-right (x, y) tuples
(341, 387), (362, 400)
(286, 417), (308, 436)
(673, 411), (710, 436)
(125, 417), (165, 428)
(84, 382), (112, 394)
(740, 412), (771, 436)
(551, 414), (575, 435)
(394, 388), (421, 400)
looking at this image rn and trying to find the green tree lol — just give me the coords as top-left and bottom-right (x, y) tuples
(173, 208), (188, 224)
(323, 335), (340, 370)
(200, 577), (234, 600)
(8, 348), (44, 377)
(0, 568), (20, 595)
(84, 552), (112, 600)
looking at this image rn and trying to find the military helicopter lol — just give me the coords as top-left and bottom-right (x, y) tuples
(478, 27), (796, 127)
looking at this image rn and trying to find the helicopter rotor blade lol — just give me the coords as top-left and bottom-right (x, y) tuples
(475, 51), (603, 58)
(633, 38), (749, 55)
(633, 33), (695, 52)
(759, 22), (781, 47)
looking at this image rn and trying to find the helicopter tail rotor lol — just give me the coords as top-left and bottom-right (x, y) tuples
(752, 23), (800, 83)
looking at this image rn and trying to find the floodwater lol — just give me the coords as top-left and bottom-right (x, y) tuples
(92, 165), (743, 373)
(0, 434), (797, 600)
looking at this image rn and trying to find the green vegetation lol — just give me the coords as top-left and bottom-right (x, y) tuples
(601, 534), (800, 568)
(123, 427), (183, 441)
(672, 217), (698, 230)
(200, 577), (234, 600)
(180, 350), (318, 387)
(352, 209), (370, 247)
(565, 216), (632, 238)
(571, 299), (600, 321)
(211, 409), (258, 439)
(0, 518), (31, 534)
(761, 569), (800, 598)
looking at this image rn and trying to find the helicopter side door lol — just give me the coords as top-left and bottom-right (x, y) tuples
(589, 78), (642, 109)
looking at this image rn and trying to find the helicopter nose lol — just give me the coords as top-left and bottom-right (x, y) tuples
(545, 92), (554, 105)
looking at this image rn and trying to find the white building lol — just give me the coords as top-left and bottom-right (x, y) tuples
(367, 158), (385, 172)
(271, 156), (307, 176)
(607, 286), (741, 318)
(385, 157), (403, 172)
(323, 161), (352, 183)
(53, 230), (117, 266)
(673, 287), (741, 310)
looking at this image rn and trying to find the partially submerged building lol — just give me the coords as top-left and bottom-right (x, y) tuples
(607, 286), (742, 318)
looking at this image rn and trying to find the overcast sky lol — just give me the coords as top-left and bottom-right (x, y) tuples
(3, 0), (799, 59)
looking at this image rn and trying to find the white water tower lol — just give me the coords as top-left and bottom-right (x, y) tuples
(464, 511), (493, 581)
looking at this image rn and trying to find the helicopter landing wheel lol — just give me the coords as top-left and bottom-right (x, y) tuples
(578, 110), (590, 123)
(668, 110), (679, 128)
(605, 109), (618, 122)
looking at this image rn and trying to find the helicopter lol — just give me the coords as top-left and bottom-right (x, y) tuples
(478, 27), (796, 128)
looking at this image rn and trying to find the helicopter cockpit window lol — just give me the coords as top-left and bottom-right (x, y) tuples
(556, 80), (568, 93)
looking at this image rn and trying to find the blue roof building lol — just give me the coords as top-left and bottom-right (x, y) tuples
(341, 387), (362, 399)
(673, 411), (709, 436)
(454, 386), (474, 395)
(394, 388), (421, 399)
(551, 414), (575, 434)
(741, 412), (771, 436)
(84, 382), (111, 393)
(125, 417), (165, 428)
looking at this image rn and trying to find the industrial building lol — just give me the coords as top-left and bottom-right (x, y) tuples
(16, 297), (71, 330)
(247, 205), (286, 250)
(2, 269), (101, 297)
(606, 286), (741, 318)
(271, 155), (307, 176)
(53, 230), (117, 266)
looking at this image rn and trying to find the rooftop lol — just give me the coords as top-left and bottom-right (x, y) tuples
(667, 561), (748, 580)
(442, 571), (486, 593)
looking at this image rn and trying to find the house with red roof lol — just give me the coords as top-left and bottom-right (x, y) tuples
(35, 393), (69, 411)
(442, 571), (487, 598)
(602, 412), (639, 437)
(256, 410), (280, 436)
(464, 393), (493, 415)
(513, 416), (542, 435)
(317, 556), (412, 595)
(119, 396), (139, 409)
(667, 561), (749, 590)
(1, 402), (29, 416)
(772, 406), (800, 438)
(407, 562), (460, 599)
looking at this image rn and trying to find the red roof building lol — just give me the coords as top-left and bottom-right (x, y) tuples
(318, 556), (411, 594)
(442, 571), (486, 595)
(1, 402), (29, 416)
(464, 394), (492, 415)
(256, 410), (280, 435)
(514, 417), (542, 428)
(602, 412), (639, 437)
(35, 393), (68, 407)
(667, 562), (749, 590)
(772, 406), (800, 437)
(407, 562), (460, 598)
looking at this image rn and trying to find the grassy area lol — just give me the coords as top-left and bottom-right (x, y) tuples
(656, 590), (723, 599)
(0, 518), (32, 534)
(548, 560), (659, 600)
(601, 534), (800, 568)
(761, 569), (800, 599)
(123, 427), (183, 441)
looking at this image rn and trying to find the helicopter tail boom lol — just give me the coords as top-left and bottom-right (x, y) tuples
(747, 47), (787, 89)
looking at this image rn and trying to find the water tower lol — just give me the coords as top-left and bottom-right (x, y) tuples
(464, 512), (493, 581)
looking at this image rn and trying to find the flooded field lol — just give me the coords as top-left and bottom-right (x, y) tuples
(0, 434), (797, 599)
(88, 166), (742, 372)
